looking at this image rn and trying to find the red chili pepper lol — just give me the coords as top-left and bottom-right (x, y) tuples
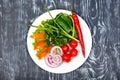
(72, 13), (85, 58)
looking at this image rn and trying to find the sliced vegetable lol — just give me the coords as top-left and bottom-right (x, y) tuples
(36, 47), (48, 59)
(50, 46), (63, 55)
(52, 55), (63, 64)
(44, 54), (62, 68)
(34, 41), (46, 50)
(72, 13), (85, 58)
(36, 46), (52, 59)
(30, 32), (45, 39)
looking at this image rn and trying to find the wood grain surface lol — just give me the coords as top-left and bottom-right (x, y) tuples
(0, 0), (120, 80)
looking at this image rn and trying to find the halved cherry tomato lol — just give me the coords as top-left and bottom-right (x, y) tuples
(62, 54), (71, 62)
(70, 48), (78, 57)
(69, 40), (78, 48)
(61, 44), (69, 54)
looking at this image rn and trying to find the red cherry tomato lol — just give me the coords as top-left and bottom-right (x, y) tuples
(69, 40), (78, 48)
(62, 54), (71, 62)
(70, 49), (78, 57)
(61, 44), (69, 53)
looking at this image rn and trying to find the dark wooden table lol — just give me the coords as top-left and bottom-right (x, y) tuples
(0, 0), (120, 80)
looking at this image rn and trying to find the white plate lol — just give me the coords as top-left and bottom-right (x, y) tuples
(27, 9), (92, 74)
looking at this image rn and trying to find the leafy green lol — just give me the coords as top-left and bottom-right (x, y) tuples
(55, 13), (72, 33)
(30, 12), (78, 46)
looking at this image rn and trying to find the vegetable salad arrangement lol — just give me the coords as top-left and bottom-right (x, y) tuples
(30, 11), (85, 68)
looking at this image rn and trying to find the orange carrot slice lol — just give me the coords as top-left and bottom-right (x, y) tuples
(30, 32), (45, 39)
(37, 46), (53, 59)
(34, 41), (46, 50)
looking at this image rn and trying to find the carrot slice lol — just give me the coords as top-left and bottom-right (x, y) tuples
(37, 46), (53, 59)
(30, 32), (45, 39)
(37, 47), (48, 59)
(34, 41), (46, 50)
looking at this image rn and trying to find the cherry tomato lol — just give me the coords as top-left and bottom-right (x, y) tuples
(69, 40), (78, 48)
(70, 49), (78, 57)
(62, 54), (71, 62)
(61, 44), (69, 53)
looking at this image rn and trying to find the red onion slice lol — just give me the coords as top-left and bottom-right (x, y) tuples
(50, 46), (63, 56)
(44, 54), (62, 68)
(52, 55), (62, 64)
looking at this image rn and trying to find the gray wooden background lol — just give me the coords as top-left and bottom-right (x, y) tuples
(0, 0), (120, 80)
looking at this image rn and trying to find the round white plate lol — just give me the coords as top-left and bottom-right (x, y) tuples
(27, 9), (92, 74)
